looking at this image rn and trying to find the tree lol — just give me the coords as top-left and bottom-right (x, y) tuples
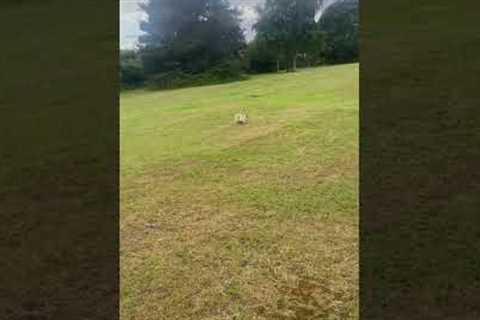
(246, 38), (285, 73)
(120, 50), (145, 88)
(138, 0), (246, 76)
(254, 0), (324, 72)
(318, 0), (358, 64)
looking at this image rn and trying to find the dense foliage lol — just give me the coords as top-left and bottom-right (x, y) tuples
(120, 0), (358, 89)
(120, 50), (145, 89)
(254, 0), (324, 72)
(137, 0), (246, 88)
(319, 0), (358, 64)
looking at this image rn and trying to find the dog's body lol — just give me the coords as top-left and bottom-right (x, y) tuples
(234, 108), (248, 124)
(234, 112), (248, 124)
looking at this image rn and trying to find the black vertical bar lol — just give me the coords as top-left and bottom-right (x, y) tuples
(361, 1), (480, 319)
(0, 1), (119, 319)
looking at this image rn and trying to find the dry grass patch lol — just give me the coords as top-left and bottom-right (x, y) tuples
(121, 178), (357, 319)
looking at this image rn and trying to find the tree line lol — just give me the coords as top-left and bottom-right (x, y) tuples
(120, 0), (358, 89)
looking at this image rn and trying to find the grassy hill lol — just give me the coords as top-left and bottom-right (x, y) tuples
(121, 63), (359, 319)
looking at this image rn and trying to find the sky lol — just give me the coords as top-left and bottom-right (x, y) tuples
(120, 0), (337, 49)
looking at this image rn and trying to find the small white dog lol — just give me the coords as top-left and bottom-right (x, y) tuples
(234, 108), (248, 125)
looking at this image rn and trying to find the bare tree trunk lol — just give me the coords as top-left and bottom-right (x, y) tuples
(276, 58), (280, 72)
(292, 54), (297, 72)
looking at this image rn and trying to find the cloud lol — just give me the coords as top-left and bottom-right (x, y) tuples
(235, 4), (260, 41)
(120, 0), (146, 49)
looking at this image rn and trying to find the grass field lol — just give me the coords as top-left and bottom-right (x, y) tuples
(120, 63), (359, 319)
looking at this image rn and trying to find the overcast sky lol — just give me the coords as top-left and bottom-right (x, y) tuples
(120, 0), (336, 49)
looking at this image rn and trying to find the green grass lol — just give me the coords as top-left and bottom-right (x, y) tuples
(121, 63), (359, 319)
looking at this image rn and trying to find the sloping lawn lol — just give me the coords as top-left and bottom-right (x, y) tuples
(121, 63), (359, 319)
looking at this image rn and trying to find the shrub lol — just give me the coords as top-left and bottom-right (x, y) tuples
(145, 59), (248, 90)
(120, 50), (145, 89)
(245, 40), (281, 74)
